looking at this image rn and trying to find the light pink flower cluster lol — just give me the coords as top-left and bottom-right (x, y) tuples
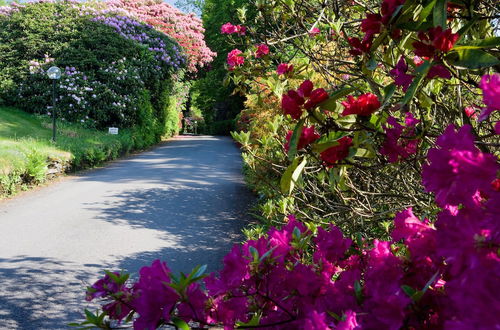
(106, 0), (215, 72)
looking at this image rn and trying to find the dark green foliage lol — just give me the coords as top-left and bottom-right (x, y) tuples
(209, 119), (235, 136)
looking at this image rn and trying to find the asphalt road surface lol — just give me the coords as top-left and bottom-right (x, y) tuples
(0, 135), (254, 329)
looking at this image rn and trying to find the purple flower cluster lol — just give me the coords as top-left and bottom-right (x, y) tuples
(92, 15), (185, 70)
(86, 124), (500, 329)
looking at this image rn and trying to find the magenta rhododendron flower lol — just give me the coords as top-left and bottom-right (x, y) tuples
(380, 113), (420, 163)
(177, 283), (209, 323)
(392, 208), (436, 260)
(277, 63), (293, 75)
(313, 224), (352, 264)
(422, 125), (499, 209)
(282, 80), (329, 119)
(495, 121), (500, 134)
(320, 136), (352, 166)
(255, 44), (269, 58)
(389, 56), (413, 91)
(132, 260), (180, 329)
(284, 126), (320, 152)
(341, 93), (381, 116)
(226, 49), (244, 70)
(478, 73), (500, 121)
(427, 64), (451, 79)
(336, 310), (359, 330)
(297, 79), (314, 98)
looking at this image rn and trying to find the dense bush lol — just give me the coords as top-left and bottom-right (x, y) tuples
(225, 0), (499, 237)
(0, 1), (187, 135)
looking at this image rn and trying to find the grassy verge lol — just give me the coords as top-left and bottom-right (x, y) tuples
(0, 106), (164, 196)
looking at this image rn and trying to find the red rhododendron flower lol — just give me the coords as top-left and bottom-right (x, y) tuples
(277, 63), (294, 75)
(226, 49), (244, 70)
(361, 14), (382, 41)
(297, 80), (314, 98)
(255, 44), (269, 58)
(413, 27), (459, 57)
(381, 0), (405, 24)
(348, 37), (371, 56)
(284, 126), (321, 152)
(478, 73), (500, 121)
(390, 56), (413, 91)
(320, 136), (352, 166)
(281, 93), (303, 120)
(305, 88), (329, 109)
(341, 93), (381, 116)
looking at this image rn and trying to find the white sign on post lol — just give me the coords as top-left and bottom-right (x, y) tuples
(108, 127), (119, 135)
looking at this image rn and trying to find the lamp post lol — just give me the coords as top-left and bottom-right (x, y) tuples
(47, 66), (61, 142)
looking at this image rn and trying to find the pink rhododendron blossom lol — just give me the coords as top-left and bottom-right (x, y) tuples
(389, 56), (413, 91)
(284, 126), (321, 152)
(478, 73), (500, 121)
(464, 105), (478, 119)
(277, 63), (293, 75)
(380, 113), (420, 162)
(255, 44), (269, 58)
(220, 22), (236, 34)
(226, 49), (244, 70)
(422, 125), (499, 209)
(341, 93), (381, 116)
(309, 27), (320, 37)
(320, 136), (352, 166)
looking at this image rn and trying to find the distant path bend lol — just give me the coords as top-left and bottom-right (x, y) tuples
(0, 135), (254, 329)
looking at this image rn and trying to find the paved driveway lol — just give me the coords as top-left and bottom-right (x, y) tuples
(0, 135), (254, 329)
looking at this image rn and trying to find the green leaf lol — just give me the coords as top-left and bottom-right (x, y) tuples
(451, 49), (500, 69)
(453, 37), (500, 50)
(382, 83), (396, 107)
(291, 158), (307, 187)
(287, 119), (305, 161)
(366, 57), (377, 71)
(402, 284), (417, 298)
(401, 60), (431, 105)
(259, 246), (277, 263)
(172, 317), (190, 330)
(281, 157), (299, 194)
(249, 246), (259, 262)
(354, 148), (374, 158)
(433, 0), (447, 28)
(419, 0), (437, 23)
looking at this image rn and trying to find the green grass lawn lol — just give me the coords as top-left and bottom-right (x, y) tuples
(0, 106), (139, 196)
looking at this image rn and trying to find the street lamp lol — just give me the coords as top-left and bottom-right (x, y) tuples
(47, 66), (61, 142)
